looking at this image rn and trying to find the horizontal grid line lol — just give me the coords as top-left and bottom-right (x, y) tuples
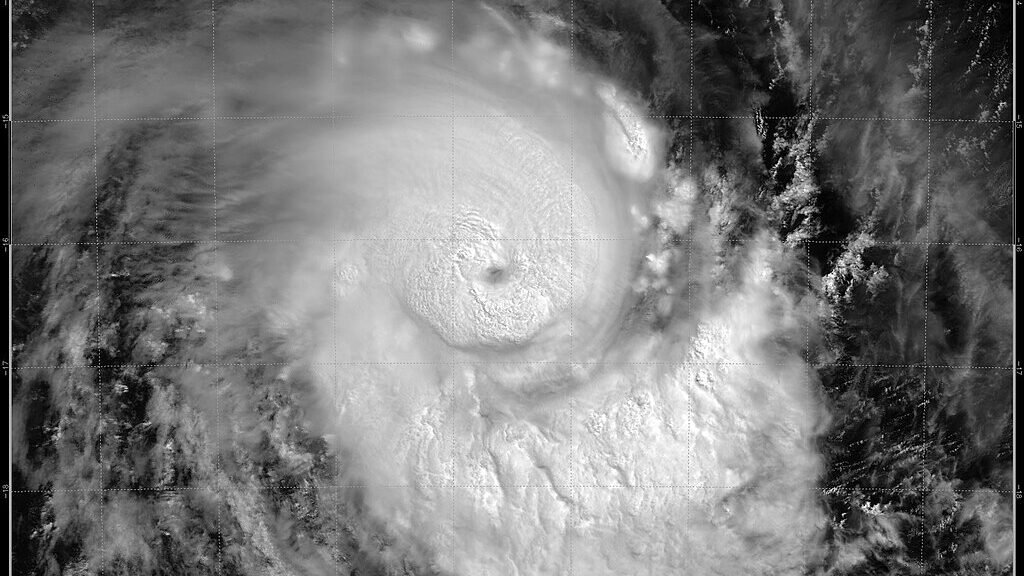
(654, 115), (1013, 123)
(11, 361), (1013, 371)
(11, 237), (631, 246)
(8, 113), (1014, 125)
(9, 114), (570, 123)
(7, 485), (1013, 495)
(8, 238), (1017, 248)
(797, 240), (1014, 247)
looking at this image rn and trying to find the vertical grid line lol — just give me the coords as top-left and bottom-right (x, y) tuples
(806, 0), (815, 368)
(329, 4), (341, 574)
(805, 248), (812, 364)
(685, 0), (695, 567)
(920, 1), (935, 572)
(808, 0), (814, 99)
(567, 1), (577, 575)
(804, 0), (817, 406)
(1008, 0), (1019, 559)
(920, 368), (930, 574)
(89, 0), (105, 567)
(923, 0), (933, 366)
(449, 1), (457, 573)
(210, 0), (222, 569)
(91, 2), (99, 245)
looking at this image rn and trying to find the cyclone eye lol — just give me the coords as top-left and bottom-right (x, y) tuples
(482, 264), (508, 285)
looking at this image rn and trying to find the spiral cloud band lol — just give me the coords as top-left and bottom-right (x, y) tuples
(10, 1), (1013, 574)
(199, 4), (830, 575)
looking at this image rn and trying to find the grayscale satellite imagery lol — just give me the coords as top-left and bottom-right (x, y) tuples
(7, 0), (1016, 574)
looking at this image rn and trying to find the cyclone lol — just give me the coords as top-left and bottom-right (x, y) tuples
(212, 6), (827, 575)
(18, 0), (1011, 574)
(238, 5), (654, 385)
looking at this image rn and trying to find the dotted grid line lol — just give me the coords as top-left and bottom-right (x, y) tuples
(10, 361), (1014, 371)
(88, 0), (106, 563)
(803, 0), (818, 361)
(685, 0), (695, 568)
(8, 114), (1014, 124)
(920, 370), (932, 568)
(918, 2), (935, 569)
(8, 484), (1014, 495)
(9, 113), (572, 123)
(807, 0), (815, 99)
(209, 0), (223, 570)
(805, 0), (817, 428)
(9, 238), (1015, 247)
(328, 2), (342, 572)
(923, 7), (934, 370)
(448, 1), (457, 572)
(806, 245), (813, 363)
(1013, 1), (1020, 567)
(798, 240), (1012, 246)
(568, 0), (577, 573)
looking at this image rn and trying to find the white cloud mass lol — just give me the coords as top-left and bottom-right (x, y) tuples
(206, 4), (832, 574)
